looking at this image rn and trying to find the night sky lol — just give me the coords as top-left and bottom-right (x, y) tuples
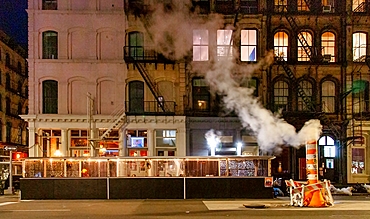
(0, 0), (28, 49)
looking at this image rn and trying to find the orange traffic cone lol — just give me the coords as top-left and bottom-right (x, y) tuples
(307, 190), (327, 207)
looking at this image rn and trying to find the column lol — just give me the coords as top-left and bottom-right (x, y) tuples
(28, 127), (36, 157)
(147, 129), (154, 156)
(119, 128), (125, 156)
(61, 129), (68, 156)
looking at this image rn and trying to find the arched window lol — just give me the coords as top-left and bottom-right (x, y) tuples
(273, 80), (289, 111)
(42, 31), (58, 59)
(353, 32), (367, 61)
(318, 135), (336, 170)
(274, 31), (288, 60)
(128, 32), (144, 60)
(321, 32), (336, 62)
(297, 31), (312, 62)
(42, 80), (58, 114)
(297, 80), (313, 111)
(322, 81), (336, 113)
(128, 81), (144, 113)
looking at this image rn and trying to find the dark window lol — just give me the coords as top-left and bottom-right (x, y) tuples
(42, 80), (58, 114)
(42, 0), (57, 10)
(6, 122), (11, 143)
(240, 0), (258, 14)
(0, 94), (2, 111)
(0, 121), (2, 142)
(192, 78), (210, 111)
(128, 32), (144, 60)
(18, 102), (22, 115)
(42, 31), (58, 59)
(273, 80), (289, 111)
(17, 61), (22, 74)
(128, 81), (144, 113)
(18, 81), (22, 94)
(5, 73), (10, 89)
(6, 97), (10, 115)
(5, 53), (10, 67)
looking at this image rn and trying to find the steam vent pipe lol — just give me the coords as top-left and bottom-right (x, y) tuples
(305, 140), (326, 207)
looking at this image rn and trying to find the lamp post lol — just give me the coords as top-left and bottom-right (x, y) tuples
(4, 145), (16, 194)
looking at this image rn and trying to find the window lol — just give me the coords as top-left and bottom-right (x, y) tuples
(6, 122), (11, 143)
(42, 0), (57, 10)
(42, 31), (58, 59)
(156, 130), (176, 147)
(273, 80), (289, 111)
(42, 80), (58, 114)
(0, 94), (2, 111)
(0, 120), (2, 142)
(351, 148), (365, 174)
(353, 32), (367, 61)
(5, 97), (10, 115)
(240, 0), (258, 14)
(128, 32), (144, 60)
(217, 30), (233, 60)
(192, 78), (210, 111)
(297, 31), (312, 62)
(318, 136), (336, 169)
(352, 80), (369, 113)
(240, 77), (258, 97)
(322, 81), (336, 113)
(241, 30), (257, 62)
(42, 130), (61, 157)
(274, 0), (287, 12)
(353, 0), (366, 11)
(297, 80), (313, 111)
(274, 31), (288, 60)
(17, 61), (22, 74)
(126, 130), (148, 157)
(298, 0), (309, 11)
(5, 73), (10, 89)
(18, 102), (22, 115)
(321, 32), (336, 62)
(193, 30), (209, 61)
(128, 81), (144, 113)
(5, 53), (10, 67)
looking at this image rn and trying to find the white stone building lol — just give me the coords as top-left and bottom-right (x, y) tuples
(23, 0), (186, 158)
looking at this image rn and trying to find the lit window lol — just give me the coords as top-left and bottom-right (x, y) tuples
(193, 30), (209, 61)
(241, 30), (257, 61)
(352, 0), (365, 12)
(321, 32), (335, 62)
(217, 30), (233, 60)
(274, 31), (288, 61)
(274, 0), (287, 12)
(298, 0), (309, 11)
(353, 32), (367, 61)
(156, 130), (176, 147)
(297, 31), (312, 62)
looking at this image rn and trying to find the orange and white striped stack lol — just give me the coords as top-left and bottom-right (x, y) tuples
(306, 140), (318, 184)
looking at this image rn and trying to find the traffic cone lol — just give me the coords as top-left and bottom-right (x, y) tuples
(307, 190), (326, 207)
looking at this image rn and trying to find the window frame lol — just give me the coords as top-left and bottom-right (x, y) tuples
(193, 29), (209, 61)
(42, 31), (58, 59)
(42, 80), (58, 114)
(274, 31), (289, 61)
(240, 29), (257, 62)
(321, 80), (336, 113)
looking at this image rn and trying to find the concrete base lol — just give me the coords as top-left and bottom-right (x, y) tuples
(4, 187), (13, 195)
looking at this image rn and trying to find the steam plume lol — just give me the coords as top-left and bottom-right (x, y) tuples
(141, 1), (322, 153)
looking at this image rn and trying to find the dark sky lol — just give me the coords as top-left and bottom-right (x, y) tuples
(0, 0), (28, 49)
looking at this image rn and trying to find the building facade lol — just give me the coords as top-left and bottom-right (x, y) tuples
(24, 0), (370, 184)
(0, 30), (28, 152)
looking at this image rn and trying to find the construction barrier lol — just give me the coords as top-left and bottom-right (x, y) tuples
(285, 179), (334, 207)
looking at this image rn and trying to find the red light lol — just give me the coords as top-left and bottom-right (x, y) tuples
(16, 153), (21, 159)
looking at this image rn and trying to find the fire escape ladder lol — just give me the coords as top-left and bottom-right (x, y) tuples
(132, 59), (167, 112)
(353, 2), (366, 12)
(100, 107), (128, 140)
(284, 15), (312, 60)
(276, 57), (340, 140)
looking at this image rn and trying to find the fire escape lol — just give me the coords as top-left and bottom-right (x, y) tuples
(95, 1), (177, 143)
(343, 1), (370, 146)
(276, 2), (341, 140)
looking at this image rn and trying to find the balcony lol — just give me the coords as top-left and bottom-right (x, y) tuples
(125, 101), (176, 115)
(124, 0), (154, 15)
(123, 46), (175, 63)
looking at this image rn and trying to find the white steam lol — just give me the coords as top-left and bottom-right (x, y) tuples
(141, 1), (322, 153)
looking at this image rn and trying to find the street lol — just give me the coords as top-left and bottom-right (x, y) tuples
(0, 195), (369, 218)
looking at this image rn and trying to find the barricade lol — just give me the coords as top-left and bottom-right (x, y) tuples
(285, 179), (334, 207)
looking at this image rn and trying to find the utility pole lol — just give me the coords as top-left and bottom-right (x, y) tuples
(87, 92), (95, 157)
